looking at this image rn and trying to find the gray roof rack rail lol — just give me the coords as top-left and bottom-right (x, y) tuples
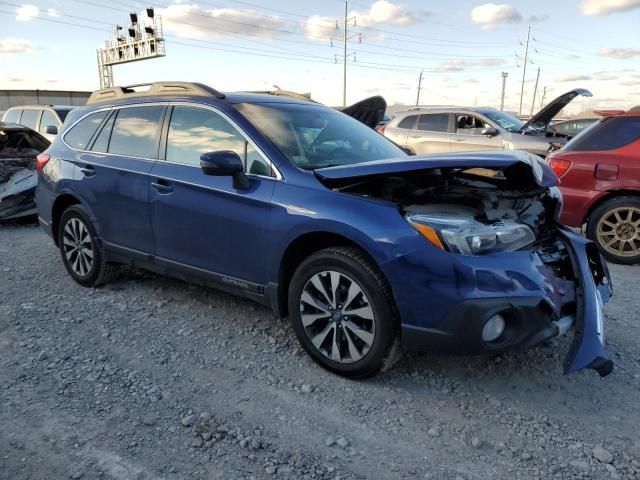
(86, 81), (225, 105)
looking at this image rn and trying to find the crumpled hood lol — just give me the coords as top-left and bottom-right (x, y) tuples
(521, 88), (593, 132)
(314, 150), (559, 188)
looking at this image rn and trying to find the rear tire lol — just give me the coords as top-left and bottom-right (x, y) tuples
(587, 196), (640, 265)
(288, 247), (400, 378)
(58, 206), (119, 287)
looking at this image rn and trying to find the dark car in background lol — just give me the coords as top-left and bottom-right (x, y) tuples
(548, 109), (640, 264)
(36, 81), (612, 378)
(0, 122), (50, 220)
(2, 105), (74, 141)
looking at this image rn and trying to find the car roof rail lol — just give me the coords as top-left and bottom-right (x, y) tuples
(86, 81), (226, 105)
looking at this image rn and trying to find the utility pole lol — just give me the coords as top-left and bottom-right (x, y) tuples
(340, 1), (358, 107)
(416, 70), (423, 106)
(500, 72), (508, 111)
(518, 25), (531, 116)
(540, 86), (547, 109)
(530, 67), (540, 116)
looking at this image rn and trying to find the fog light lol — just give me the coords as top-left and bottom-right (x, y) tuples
(482, 314), (506, 343)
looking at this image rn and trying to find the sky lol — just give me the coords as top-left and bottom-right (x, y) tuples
(1, 0), (639, 114)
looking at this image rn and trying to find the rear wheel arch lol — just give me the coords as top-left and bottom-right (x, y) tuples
(51, 194), (81, 246)
(276, 232), (385, 318)
(583, 189), (640, 225)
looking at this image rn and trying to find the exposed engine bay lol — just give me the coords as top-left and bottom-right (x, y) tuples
(326, 162), (561, 238)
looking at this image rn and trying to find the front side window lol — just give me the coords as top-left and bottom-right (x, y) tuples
(165, 106), (272, 176)
(564, 116), (640, 151)
(64, 110), (109, 150)
(477, 109), (524, 133)
(20, 109), (40, 130)
(39, 110), (60, 133)
(418, 114), (449, 132)
(3, 109), (21, 123)
(108, 106), (164, 158)
(455, 114), (490, 135)
(237, 103), (404, 170)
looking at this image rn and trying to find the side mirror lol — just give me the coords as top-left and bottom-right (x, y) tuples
(200, 150), (249, 189)
(44, 125), (58, 135)
(481, 127), (499, 137)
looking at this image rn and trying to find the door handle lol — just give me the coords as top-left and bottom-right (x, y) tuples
(453, 138), (466, 142)
(151, 179), (174, 194)
(410, 134), (421, 138)
(80, 165), (95, 177)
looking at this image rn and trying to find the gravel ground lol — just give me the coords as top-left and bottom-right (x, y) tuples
(1, 223), (639, 480)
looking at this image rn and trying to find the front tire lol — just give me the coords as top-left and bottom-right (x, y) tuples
(58, 206), (119, 287)
(288, 247), (400, 378)
(587, 196), (640, 265)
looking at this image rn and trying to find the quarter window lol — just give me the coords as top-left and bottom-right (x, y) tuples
(165, 106), (272, 176)
(20, 109), (40, 130)
(108, 106), (164, 158)
(3, 109), (21, 123)
(418, 114), (449, 132)
(64, 110), (109, 150)
(39, 110), (59, 133)
(397, 115), (417, 129)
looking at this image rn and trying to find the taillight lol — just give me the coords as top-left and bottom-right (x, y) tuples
(549, 157), (572, 178)
(376, 125), (385, 135)
(36, 153), (50, 173)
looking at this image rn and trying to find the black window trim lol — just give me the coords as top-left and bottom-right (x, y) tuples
(61, 102), (282, 180)
(86, 109), (116, 152)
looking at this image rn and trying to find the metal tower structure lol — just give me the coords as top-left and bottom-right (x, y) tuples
(97, 8), (166, 88)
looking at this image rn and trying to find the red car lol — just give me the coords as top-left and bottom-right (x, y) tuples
(548, 108), (640, 264)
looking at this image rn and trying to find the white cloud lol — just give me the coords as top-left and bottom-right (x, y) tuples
(0, 38), (34, 57)
(599, 47), (640, 59)
(471, 3), (522, 30)
(555, 74), (592, 82)
(302, 15), (338, 40)
(47, 8), (60, 17)
(160, 4), (286, 39)
(476, 58), (506, 66)
(581, 0), (640, 15)
(352, 0), (424, 27)
(437, 59), (467, 72)
(16, 4), (38, 21)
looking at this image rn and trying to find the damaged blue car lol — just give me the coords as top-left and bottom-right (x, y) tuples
(35, 82), (612, 378)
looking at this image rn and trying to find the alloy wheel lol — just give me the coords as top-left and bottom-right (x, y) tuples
(596, 206), (640, 258)
(62, 218), (94, 277)
(299, 270), (375, 364)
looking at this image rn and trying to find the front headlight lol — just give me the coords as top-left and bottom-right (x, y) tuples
(406, 213), (535, 255)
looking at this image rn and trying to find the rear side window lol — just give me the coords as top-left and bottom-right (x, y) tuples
(64, 110), (108, 150)
(3, 109), (21, 123)
(90, 113), (116, 152)
(419, 114), (449, 132)
(20, 109), (40, 130)
(39, 110), (59, 132)
(108, 106), (164, 158)
(397, 115), (417, 129)
(565, 117), (640, 151)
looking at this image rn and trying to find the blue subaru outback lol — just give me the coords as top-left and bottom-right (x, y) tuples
(36, 82), (613, 378)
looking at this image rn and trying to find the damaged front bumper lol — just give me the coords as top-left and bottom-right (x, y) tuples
(382, 227), (613, 376)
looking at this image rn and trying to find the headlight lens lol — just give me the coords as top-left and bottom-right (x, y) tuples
(406, 213), (535, 255)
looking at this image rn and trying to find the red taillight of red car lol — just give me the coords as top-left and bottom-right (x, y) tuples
(549, 157), (572, 178)
(36, 153), (51, 173)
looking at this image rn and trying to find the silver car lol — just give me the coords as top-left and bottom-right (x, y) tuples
(383, 88), (592, 157)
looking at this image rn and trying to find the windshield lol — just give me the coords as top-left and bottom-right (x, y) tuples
(477, 109), (525, 133)
(237, 103), (405, 169)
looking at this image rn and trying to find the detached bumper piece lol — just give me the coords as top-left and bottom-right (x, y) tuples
(560, 229), (613, 377)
